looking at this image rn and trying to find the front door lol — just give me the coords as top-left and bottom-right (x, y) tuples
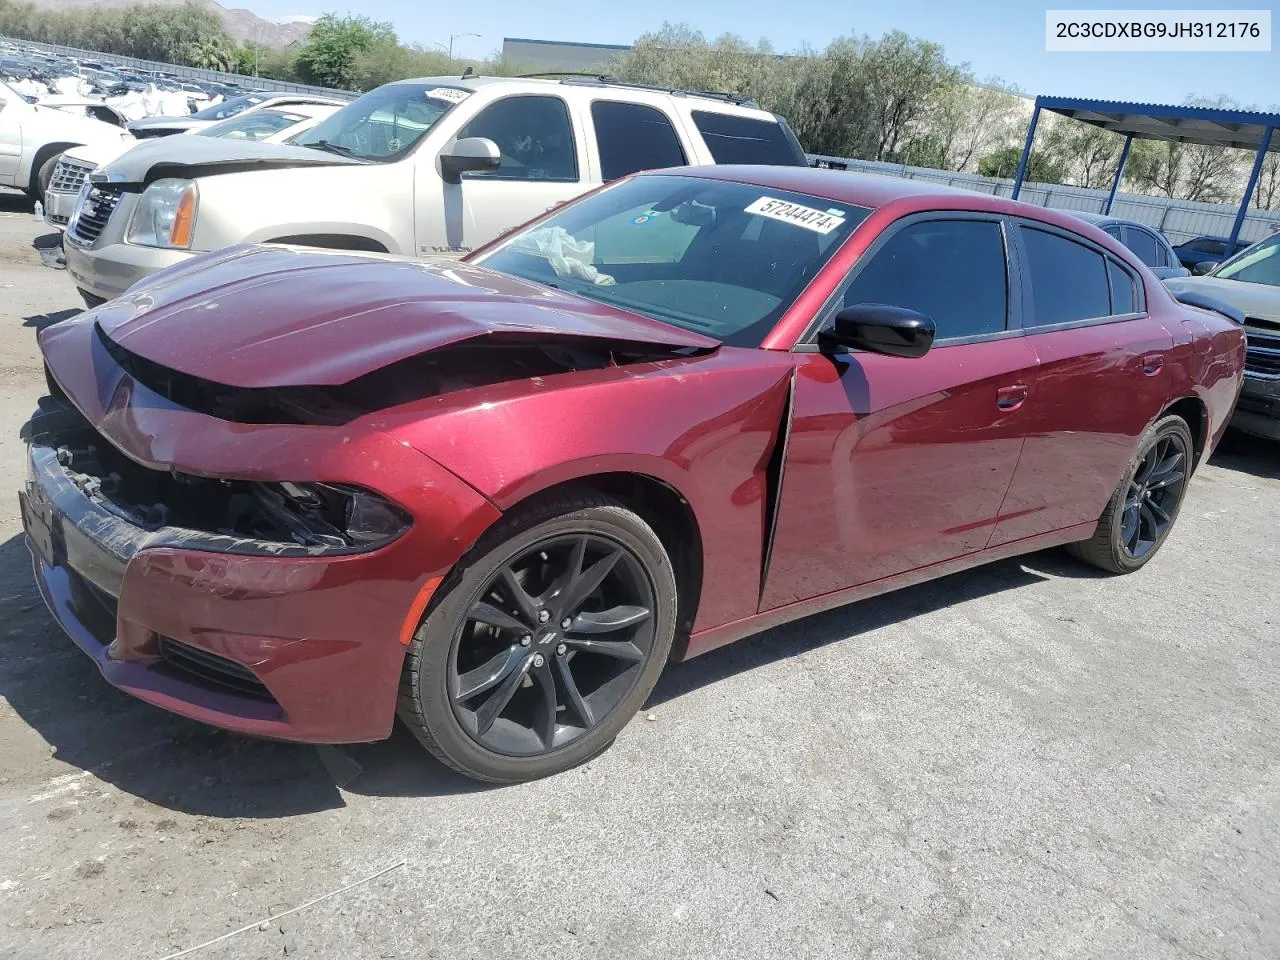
(761, 215), (1039, 610)
(415, 94), (589, 258)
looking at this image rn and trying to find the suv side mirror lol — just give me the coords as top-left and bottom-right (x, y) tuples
(1192, 260), (1219, 276)
(440, 137), (501, 184)
(819, 304), (935, 358)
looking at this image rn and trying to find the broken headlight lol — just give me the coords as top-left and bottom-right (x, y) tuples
(254, 482), (411, 552)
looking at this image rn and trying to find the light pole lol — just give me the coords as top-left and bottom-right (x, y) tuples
(433, 33), (480, 69)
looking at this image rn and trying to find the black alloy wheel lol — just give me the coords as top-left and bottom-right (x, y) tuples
(1117, 433), (1187, 561)
(450, 533), (657, 757)
(398, 491), (677, 783)
(1070, 414), (1195, 574)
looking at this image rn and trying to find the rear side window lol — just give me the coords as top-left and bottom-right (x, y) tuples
(1188, 239), (1225, 254)
(690, 111), (806, 166)
(843, 219), (1007, 340)
(1108, 260), (1138, 315)
(1122, 226), (1162, 267)
(591, 101), (687, 181)
(1020, 227), (1112, 326)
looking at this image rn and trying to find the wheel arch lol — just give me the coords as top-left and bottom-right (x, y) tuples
(1160, 394), (1209, 470)
(472, 471), (705, 659)
(27, 142), (81, 193)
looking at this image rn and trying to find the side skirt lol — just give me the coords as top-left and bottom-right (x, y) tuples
(680, 520), (1098, 661)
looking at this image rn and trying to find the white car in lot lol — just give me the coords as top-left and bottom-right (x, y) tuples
(43, 102), (340, 230)
(126, 92), (348, 139)
(0, 78), (133, 202)
(62, 75), (808, 305)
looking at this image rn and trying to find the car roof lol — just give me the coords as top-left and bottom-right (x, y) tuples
(634, 166), (1163, 261)
(385, 74), (773, 117)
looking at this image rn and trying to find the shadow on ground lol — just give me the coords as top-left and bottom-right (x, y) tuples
(648, 552), (1060, 707)
(0, 191), (33, 215)
(1210, 428), (1280, 480)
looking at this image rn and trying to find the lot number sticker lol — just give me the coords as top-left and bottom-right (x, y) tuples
(745, 196), (846, 234)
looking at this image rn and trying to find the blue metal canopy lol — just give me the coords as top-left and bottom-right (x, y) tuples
(1011, 96), (1279, 255)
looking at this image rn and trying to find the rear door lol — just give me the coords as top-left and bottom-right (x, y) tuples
(761, 214), (1040, 609)
(989, 222), (1172, 545)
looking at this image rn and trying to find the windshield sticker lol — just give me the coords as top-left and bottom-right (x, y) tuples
(745, 196), (846, 235)
(426, 87), (471, 104)
(630, 212), (657, 225)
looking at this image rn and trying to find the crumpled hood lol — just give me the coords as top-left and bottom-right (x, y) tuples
(75, 244), (719, 388)
(97, 135), (357, 185)
(1164, 275), (1279, 323)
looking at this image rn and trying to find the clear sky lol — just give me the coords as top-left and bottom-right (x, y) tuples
(252, 0), (1279, 106)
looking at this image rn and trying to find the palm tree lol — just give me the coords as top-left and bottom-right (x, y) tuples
(184, 38), (236, 72)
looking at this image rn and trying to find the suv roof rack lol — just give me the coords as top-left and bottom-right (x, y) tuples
(516, 72), (758, 108)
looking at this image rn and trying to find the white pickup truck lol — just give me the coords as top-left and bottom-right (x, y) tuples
(0, 79), (133, 202)
(62, 74), (809, 305)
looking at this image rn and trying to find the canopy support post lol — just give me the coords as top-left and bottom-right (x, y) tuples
(1104, 135), (1133, 215)
(1011, 102), (1042, 200)
(1229, 126), (1274, 254)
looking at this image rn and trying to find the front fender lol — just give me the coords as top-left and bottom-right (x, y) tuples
(377, 348), (796, 632)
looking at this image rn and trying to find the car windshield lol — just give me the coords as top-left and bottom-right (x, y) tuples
(475, 174), (869, 347)
(199, 109), (303, 141)
(191, 94), (266, 121)
(293, 83), (467, 162)
(1213, 235), (1280, 287)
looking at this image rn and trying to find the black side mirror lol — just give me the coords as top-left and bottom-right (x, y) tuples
(819, 304), (935, 358)
(439, 137), (501, 184)
(1192, 260), (1219, 276)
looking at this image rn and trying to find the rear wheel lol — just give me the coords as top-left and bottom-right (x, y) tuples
(398, 491), (677, 783)
(1069, 414), (1194, 573)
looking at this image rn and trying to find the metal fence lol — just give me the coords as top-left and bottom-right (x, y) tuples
(1, 35), (357, 99)
(809, 154), (1280, 246)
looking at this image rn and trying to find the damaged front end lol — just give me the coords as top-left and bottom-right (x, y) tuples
(23, 394), (411, 558)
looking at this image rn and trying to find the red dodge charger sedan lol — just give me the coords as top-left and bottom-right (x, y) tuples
(21, 167), (1245, 782)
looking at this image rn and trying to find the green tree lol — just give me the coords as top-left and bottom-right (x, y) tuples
(294, 13), (396, 89)
(978, 146), (1066, 184)
(183, 36), (236, 71)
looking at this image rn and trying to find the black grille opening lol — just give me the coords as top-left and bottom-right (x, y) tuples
(157, 637), (277, 702)
(1245, 332), (1280, 377)
(69, 188), (120, 246)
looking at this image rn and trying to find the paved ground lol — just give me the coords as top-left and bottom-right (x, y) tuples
(0, 189), (1278, 960)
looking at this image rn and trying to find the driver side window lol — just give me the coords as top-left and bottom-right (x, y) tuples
(456, 96), (579, 183)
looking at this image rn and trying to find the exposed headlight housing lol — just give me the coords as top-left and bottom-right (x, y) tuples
(126, 178), (198, 249)
(257, 482), (412, 552)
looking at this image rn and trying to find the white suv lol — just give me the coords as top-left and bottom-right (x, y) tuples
(62, 75), (807, 305)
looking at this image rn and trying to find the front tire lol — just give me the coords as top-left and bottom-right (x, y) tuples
(1069, 414), (1194, 573)
(31, 153), (60, 205)
(398, 490), (678, 783)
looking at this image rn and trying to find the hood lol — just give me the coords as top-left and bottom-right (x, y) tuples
(30, 104), (126, 145)
(128, 115), (203, 131)
(98, 135), (357, 186)
(1164, 275), (1280, 322)
(74, 244), (719, 390)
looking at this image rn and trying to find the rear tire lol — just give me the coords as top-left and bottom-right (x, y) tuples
(398, 490), (678, 784)
(1068, 414), (1194, 573)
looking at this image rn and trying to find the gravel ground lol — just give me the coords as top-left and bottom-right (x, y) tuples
(1, 189), (1278, 960)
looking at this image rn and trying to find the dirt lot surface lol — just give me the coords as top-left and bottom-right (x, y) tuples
(1, 189), (1278, 960)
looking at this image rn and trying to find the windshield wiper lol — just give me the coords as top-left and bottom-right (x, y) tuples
(305, 139), (359, 159)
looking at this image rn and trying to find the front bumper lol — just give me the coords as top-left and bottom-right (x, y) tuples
(64, 238), (193, 302)
(44, 188), (79, 230)
(1232, 373), (1280, 441)
(20, 441), (415, 742)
